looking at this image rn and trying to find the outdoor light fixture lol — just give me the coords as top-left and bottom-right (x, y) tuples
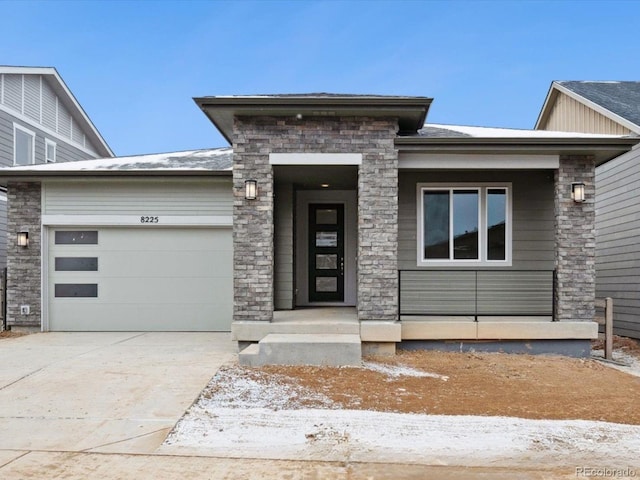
(245, 180), (257, 200)
(17, 231), (29, 248)
(571, 182), (586, 203)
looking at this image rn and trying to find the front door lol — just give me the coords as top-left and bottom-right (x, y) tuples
(308, 204), (344, 302)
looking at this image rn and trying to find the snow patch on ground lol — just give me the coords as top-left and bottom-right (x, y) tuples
(163, 362), (640, 469)
(362, 361), (449, 381)
(592, 349), (640, 378)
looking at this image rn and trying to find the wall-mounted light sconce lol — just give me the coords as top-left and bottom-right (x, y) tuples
(245, 180), (257, 200)
(17, 231), (29, 248)
(571, 182), (586, 203)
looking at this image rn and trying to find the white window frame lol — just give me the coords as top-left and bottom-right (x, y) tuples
(45, 138), (57, 163)
(416, 182), (512, 267)
(13, 123), (35, 166)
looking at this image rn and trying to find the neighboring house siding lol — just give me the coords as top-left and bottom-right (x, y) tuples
(42, 179), (233, 216)
(0, 109), (96, 166)
(0, 73), (101, 156)
(274, 182), (294, 310)
(596, 148), (640, 338)
(543, 92), (633, 135)
(398, 170), (555, 271)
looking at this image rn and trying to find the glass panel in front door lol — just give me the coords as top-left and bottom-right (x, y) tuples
(309, 203), (344, 302)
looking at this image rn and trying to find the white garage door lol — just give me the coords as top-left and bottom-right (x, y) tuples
(48, 227), (232, 331)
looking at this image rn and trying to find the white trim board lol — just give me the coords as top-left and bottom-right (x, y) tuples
(270, 153), (362, 165)
(399, 153), (559, 169)
(42, 215), (232, 227)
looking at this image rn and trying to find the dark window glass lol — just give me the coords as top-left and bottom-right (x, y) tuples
(316, 209), (338, 225)
(54, 284), (98, 298)
(55, 231), (98, 245)
(487, 189), (506, 260)
(316, 254), (337, 270)
(55, 257), (98, 271)
(453, 190), (479, 260)
(315, 232), (338, 247)
(424, 191), (450, 259)
(315, 277), (337, 292)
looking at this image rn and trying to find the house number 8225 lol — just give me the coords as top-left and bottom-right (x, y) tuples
(140, 216), (159, 224)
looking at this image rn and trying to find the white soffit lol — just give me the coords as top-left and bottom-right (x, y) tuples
(399, 154), (560, 169)
(269, 153), (362, 165)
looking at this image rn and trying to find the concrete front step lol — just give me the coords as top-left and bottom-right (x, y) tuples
(238, 333), (362, 367)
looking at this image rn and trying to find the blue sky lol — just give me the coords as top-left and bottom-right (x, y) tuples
(3, 0), (639, 157)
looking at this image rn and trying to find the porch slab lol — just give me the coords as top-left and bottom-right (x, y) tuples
(240, 333), (362, 367)
(232, 308), (359, 342)
(477, 321), (598, 340)
(402, 321), (478, 340)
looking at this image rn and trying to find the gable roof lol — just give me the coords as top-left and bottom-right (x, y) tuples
(0, 66), (113, 157)
(536, 81), (640, 134)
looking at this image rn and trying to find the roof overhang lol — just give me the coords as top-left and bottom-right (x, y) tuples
(194, 95), (433, 144)
(395, 136), (640, 166)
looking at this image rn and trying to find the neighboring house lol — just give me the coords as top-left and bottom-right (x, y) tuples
(0, 94), (637, 364)
(536, 81), (640, 339)
(0, 66), (113, 268)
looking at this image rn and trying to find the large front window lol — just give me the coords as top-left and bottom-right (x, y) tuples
(418, 184), (511, 266)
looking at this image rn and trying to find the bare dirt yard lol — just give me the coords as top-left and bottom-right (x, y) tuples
(205, 336), (640, 425)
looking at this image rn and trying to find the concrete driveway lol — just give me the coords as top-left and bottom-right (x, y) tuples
(0, 332), (236, 455)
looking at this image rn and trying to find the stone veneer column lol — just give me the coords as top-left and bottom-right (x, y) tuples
(554, 155), (596, 321)
(357, 122), (399, 321)
(231, 116), (398, 324)
(6, 182), (42, 330)
(232, 119), (275, 321)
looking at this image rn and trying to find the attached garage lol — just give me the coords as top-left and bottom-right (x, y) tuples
(5, 153), (238, 333)
(47, 226), (232, 331)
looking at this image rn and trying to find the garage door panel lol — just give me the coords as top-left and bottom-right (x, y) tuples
(99, 228), (231, 250)
(49, 227), (232, 331)
(96, 250), (232, 278)
(98, 276), (232, 303)
(51, 302), (232, 331)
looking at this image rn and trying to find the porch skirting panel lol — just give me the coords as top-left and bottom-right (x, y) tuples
(401, 320), (598, 340)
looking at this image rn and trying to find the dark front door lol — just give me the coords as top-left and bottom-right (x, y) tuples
(308, 204), (344, 302)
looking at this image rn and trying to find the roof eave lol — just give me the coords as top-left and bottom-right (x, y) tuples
(0, 170), (232, 182)
(194, 96), (433, 145)
(395, 136), (640, 165)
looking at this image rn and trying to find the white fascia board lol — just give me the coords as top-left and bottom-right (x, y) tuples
(42, 215), (233, 227)
(399, 153), (559, 169)
(269, 153), (362, 165)
(554, 83), (640, 135)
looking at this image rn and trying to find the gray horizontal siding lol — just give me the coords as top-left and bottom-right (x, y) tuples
(43, 179), (233, 217)
(274, 183), (294, 309)
(398, 170), (555, 271)
(0, 109), (98, 167)
(400, 270), (553, 316)
(595, 148), (640, 339)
